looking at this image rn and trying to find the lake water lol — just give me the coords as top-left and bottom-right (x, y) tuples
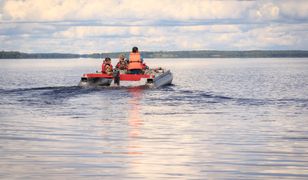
(0, 58), (307, 179)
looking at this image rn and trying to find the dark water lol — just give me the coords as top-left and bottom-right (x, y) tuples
(0, 58), (307, 179)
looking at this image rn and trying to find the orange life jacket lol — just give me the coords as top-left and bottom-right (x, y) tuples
(128, 52), (143, 70)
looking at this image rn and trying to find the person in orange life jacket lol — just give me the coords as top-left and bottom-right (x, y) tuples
(115, 54), (128, 70)
(127, 46), (144, 74)
(101, 57), (113, 75)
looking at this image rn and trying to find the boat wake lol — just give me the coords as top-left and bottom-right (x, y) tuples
(0, 84), (156, 107)
(1, 85), (307, 110)
(0, 86), (85, 106)
(150, 88), (308, 108)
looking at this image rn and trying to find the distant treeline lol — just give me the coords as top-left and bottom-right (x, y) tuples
(1, 50), (308, 59)
(0, 51), (80, 59)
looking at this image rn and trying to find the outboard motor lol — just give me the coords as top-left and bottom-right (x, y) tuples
(113, 69), (120, 85)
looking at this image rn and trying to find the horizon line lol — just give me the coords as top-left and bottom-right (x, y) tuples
(2, 49), (308, 55)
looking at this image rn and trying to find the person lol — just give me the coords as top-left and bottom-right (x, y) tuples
(101, 57), (113, 75)
(127, 46), (144, 74)
(142, 62), (149, 70)
(115, 54), (128, 70)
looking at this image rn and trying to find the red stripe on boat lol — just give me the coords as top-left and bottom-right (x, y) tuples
(120, 74), (151, 81)
(84, 73), (151, 81)
(85, 73), (113, 78)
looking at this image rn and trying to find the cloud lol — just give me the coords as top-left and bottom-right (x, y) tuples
(2, 0), (308, 24)
(277, 0), (308, 20)
(2, 0), (252, 22)
(250, 2), (280, 21)
(53, 26), (127, 38)
(2, 0), (307, 23)
(233, 23), (308, 50)
(1, 0), (308, 52)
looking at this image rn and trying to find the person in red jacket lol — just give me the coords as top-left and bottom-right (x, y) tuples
(115, 54), (128, 70)
(101, 57), (113, 75)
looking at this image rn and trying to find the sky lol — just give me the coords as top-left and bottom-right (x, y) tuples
(0, 0), (308, 53)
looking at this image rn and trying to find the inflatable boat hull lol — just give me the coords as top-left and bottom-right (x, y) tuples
(78, 69), (172, 88)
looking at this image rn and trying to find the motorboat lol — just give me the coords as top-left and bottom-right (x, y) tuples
(78, 68), (173, 88)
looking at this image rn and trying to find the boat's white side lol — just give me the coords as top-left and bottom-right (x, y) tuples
(147, 70), (173, 88)
(78, 77), (112, 87)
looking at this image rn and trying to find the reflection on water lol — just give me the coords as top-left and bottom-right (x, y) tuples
(0, 58), (308, 179)
(128, 87), (143, 139)
(126, 87), (200, 178)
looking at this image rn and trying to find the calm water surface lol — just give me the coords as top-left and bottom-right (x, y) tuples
(0, 58), (308, 179)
